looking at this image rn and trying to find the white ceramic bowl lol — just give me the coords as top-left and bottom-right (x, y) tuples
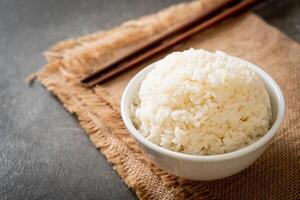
(121, 56), (285, 180)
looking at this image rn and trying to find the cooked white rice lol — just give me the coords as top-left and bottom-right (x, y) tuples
(132, 49), (272, 155)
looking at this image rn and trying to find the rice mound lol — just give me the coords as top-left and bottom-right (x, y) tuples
(132, 49), (272, 155)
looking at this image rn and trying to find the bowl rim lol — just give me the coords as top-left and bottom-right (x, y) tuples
(121, 55), (285, 162)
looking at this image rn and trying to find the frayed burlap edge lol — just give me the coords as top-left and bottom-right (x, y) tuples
(36, 67), (179, 199)
(35, 62), (215, 200)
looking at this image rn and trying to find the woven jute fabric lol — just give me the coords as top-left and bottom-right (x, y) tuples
(35, 0), (300, 199)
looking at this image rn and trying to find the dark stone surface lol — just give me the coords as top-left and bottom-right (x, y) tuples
(0, 0), (299, 199)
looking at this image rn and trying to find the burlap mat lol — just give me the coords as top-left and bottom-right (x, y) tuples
(35, 0), (300, 199)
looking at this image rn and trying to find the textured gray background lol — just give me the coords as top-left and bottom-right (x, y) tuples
(0, 0), (299, 199)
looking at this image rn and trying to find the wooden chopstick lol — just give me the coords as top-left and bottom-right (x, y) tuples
(81, 0), (234, 87)
(81, 0), (261, 87)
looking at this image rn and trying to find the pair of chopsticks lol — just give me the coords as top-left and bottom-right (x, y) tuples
(81, 0), (262, 87)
